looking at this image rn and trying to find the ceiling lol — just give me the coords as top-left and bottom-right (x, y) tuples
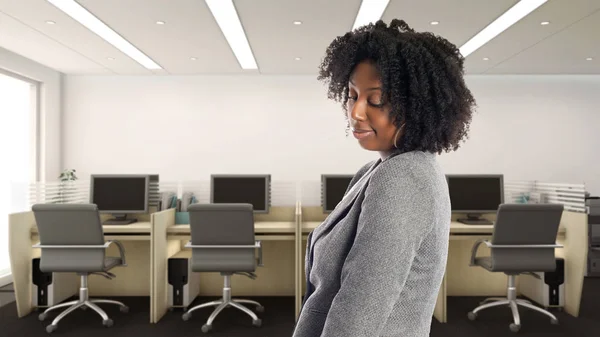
(0, 0), (598, 75)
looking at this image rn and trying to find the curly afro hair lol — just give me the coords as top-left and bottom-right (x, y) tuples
(318, 19), (476, 154)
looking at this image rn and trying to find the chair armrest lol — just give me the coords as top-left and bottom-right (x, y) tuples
(32, 242), (111, 249)
(470, 239), (487, 266)
(32, 241), (126, 266)
(106, 240), (126, 266)
(483, 242), (564, 249)
(184, 240), (263, 266)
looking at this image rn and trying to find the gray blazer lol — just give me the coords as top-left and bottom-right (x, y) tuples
(293, 151), (451, 337)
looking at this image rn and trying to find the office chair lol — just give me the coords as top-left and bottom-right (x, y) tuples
(467, 203), (564, 332)
(31, 204), (128, 334)
(182, 203), (264, 333)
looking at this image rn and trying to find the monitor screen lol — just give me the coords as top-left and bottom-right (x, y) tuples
(322, 175), (353, 212)
(211, 175), (270, 213)
(447, 175), (504, 212)
(90, 175), (149, 212)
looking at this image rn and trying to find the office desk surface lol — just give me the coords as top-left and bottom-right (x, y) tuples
(303, 221), (567, 235)
(168, 221), (296, 234)
(30, 221), (152, 234)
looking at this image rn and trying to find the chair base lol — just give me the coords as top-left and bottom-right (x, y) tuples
(182, 274), (263, 333)
(38, 275), (128, 334)
(467, 275), (558, 333)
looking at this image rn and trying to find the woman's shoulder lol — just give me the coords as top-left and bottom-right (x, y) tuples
(373, 150), (446, 192)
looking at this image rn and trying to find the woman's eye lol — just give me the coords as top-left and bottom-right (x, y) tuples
(349, 96), (358, 101)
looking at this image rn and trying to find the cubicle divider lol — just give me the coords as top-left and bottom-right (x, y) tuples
(295, 201), (302, 318)
(8, 211), (43, 318)
(151, 208), (176, 323)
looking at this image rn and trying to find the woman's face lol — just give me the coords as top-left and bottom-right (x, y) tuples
(347, 61), (400, 153)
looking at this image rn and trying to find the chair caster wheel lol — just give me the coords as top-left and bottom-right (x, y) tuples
(467, 312), (477, 321)
(551, 318), (559, 325)
(182, 313), (191, 321)
(103, 319), (113, 327)
(38, 313), (47, 321)
(201, 324), (212, 333)
(256, 305), (265, 313)
(253, 318), (262, 327)
(81, 306), (88, 311)
(46, 324), (57, 334)
(120, 306), (129, 313)
(509, 323), (520, 332)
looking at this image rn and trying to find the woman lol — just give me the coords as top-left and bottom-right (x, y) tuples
(292, 19), (475, 337)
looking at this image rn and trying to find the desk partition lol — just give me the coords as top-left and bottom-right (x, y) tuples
(8, 178), (589, 326)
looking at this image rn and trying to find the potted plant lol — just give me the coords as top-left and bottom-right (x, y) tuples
(56, 169), (78, 203)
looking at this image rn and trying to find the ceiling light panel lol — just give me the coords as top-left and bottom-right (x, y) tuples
(460, 0), (548, 57)
(47, 0), (162, 69)
(352, 0), (390, 30)
(205, 0), (258, 70)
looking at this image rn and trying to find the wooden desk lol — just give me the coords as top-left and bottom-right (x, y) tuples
(303, 220), (568, 235)
(167, 221), (296, 234)
(167, 222), (296, 242)
(9, 213), (153, 321)
(30, 222), (152, 235)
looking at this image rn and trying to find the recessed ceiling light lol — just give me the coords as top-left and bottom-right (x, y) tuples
(540, 21), (550, 25)
(352, 0), (391, 30)
(586, 57), (593, 61)
(107, 57), (115, 60)
(190, 57), (197, 61)
(483, 57), (490, 61)
(293, 21), (302, 25)
(430, 21), (439, 25)
(156, 21), (165, 25)
(47, 0), (162, 70)
(459, 0), (547, 57)
(295, 57), (301, 61)
(205, 0), (258, 70)
(46, 20), (56, 25)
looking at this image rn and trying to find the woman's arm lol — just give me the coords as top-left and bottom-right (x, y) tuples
(320, 165), (434, 336)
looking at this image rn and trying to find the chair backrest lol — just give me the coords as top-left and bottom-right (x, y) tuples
(491, 203), (564, 273)
(32, 203), (106, 273)
(188, 203), (255, 273)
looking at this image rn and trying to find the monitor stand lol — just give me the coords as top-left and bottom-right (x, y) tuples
(457, 214), (493, 225)
(103, 214), (137, 225)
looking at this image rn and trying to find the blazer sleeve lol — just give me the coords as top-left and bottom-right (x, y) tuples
(320, 166), (434, 337)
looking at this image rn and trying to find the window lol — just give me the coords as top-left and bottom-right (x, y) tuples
(0, 71), (38, 286)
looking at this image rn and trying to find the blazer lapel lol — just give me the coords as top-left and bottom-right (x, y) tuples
(309, 159), (380, 250)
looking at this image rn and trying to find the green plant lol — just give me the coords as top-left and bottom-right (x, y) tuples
(54, 169), (78, 203)
(59, 169), (78, 182)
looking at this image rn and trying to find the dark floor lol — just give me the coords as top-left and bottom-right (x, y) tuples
(1, 278), (598, 336)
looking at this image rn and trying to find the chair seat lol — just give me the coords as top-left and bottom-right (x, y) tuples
(474, 257), (493, 271)
(104, 257), (123, 271)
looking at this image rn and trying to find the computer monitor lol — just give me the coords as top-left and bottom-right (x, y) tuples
(446, 174), (504, 225)
(322, 174), (354, 213)
(90, 174), (150, 224)
(210, 175), (271, 213)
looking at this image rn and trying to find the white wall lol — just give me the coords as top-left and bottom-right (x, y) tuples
(63, 75), (600, 195)
(0, 47), (62, 181)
